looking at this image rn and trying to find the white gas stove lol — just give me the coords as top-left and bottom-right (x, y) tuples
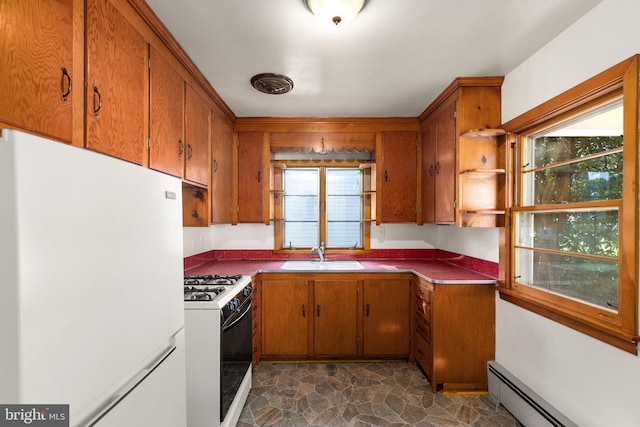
(183, 274), (253, 427)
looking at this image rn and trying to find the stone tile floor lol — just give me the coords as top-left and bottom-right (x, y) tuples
(238, 362), (521, 427)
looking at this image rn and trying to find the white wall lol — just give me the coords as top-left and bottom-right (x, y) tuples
(183, 223), (441, 256)
(498, 0), (640, 425)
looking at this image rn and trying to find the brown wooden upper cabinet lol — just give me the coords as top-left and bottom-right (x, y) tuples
(86, 0), (147, 165)
(378, 131), (419, 223)
(420, 77), (504, 227)
(149, 46), (184, 179)
(0, 0), (74, 143)
(236, 132), (269, 224)
(210, 112), (234, 223)
(421, 99), (456, 224)
(184, 84), (210, 187)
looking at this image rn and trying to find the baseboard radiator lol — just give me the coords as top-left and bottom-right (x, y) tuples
(487, 361), (578, 427)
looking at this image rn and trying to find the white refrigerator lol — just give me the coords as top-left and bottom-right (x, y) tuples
(0, 129), (187, 426)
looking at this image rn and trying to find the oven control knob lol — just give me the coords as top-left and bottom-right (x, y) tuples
(228, 297), (240, 311)
(243, 286), (252, 297)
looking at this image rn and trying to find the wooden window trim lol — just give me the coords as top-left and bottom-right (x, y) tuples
(273, 160), (372, 255)
(501, 55), (640, 354)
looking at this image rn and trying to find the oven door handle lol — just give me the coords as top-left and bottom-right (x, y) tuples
(222, 298), (252, 331)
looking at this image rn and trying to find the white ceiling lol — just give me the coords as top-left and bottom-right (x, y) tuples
(145, 0), (603, 118)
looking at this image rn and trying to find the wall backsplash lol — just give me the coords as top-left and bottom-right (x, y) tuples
(183, 222), (499, 264)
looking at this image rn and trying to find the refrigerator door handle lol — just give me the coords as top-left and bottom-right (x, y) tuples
(81, 344), (177, 426)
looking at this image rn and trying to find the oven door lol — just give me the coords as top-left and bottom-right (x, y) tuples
(220, 294), (252, 422)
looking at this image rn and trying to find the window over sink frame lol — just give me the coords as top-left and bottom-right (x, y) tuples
(501, 55), (640, 354)
(271, 159), (372, 255)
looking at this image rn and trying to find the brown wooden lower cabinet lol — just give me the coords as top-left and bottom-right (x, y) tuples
(314, 279), (359, 356)
(363, 279), (410, 356)
(413, 278), (495, 393)
(260, 278), (309, 357)
(257, 273), (412, 360)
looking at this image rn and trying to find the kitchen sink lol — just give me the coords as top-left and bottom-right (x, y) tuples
(280, 260), (364, 271)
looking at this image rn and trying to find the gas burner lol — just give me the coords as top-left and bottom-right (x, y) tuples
(183, 275), (244, 303)
(185, 292), (213, 301)
(184, 275), (243, 286)
(184, 285), (225, 294)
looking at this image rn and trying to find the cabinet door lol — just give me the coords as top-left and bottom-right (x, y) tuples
(184, 84), (210, 186)
(363, 279), (410, 355)
(86, 0), (146, 164)
(434, 100), (457, 224)
(149, 46), (184, 178)
(431, 284), (495, 392)
(0, 0), (73, 142)
(421, 118), (436, 224)
(314, 280), (358, 356)
(211, 111), (234, 223)
(261, 279), (309, 357)
(237, 132), (267, 223)
(380, 131), (418, 223)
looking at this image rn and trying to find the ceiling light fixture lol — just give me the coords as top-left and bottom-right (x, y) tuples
(303, 0), (369, 26)
(250, 73), (294, 95)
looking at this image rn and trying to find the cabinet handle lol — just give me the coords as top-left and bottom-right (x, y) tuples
(384, 170), (388, 181)
(435, 162), (440, 174)
(366, 304), (370, 316)
(187, 143), (193, 160)
(418, 348), (424, 356)
(61, 67), (71, 101)
(213, 158), (219, 173)
(302, 304), (305, 317)
(178, 139), (184, 157)
(92, 86), (102, 116)
(317, 304), (320, 317)
(257, 170), (261, 183)
(429, 165), (434, 177)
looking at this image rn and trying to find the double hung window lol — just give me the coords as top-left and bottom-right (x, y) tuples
(276, 166), (366, 252)
(502, 56), (639, 353)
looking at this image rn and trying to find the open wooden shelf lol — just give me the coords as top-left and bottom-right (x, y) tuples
(461, 128), (506, 138)
(459, 168), (506, 175)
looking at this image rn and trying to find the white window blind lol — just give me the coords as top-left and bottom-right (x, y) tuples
(283, 167), (362, 249)
(326, 168), (362, 247)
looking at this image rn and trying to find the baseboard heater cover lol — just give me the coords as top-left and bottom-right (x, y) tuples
(487, 361), (578, 427)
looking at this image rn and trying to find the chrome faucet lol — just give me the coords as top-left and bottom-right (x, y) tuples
(312, 243), (325, 262)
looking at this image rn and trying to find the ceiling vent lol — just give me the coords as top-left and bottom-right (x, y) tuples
(250, 73), (294, 95)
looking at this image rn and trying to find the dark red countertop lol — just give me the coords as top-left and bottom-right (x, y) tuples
(184, 257), (497, 285)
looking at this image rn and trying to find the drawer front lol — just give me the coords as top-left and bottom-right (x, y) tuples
(415, 282), (432, 303)
(415, 295), (431, 322)
(414, 335), (432, 378)
(416, 314), (431, 344)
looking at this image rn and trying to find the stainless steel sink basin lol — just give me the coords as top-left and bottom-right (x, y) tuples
(280, 260), (364, 271)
